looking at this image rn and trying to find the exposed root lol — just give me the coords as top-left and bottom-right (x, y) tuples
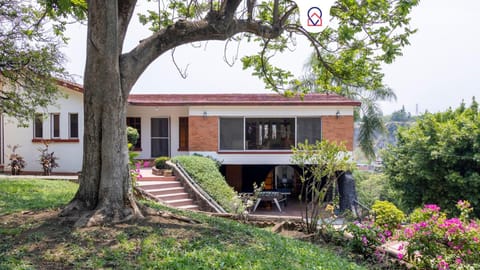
(138, 203), (200, 224)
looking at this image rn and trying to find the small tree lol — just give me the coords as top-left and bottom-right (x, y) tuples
(291, 140), (354, 235)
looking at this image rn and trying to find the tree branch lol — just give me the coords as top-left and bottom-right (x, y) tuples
(120, 18), (283, 94)
(117, 0), (137, 53)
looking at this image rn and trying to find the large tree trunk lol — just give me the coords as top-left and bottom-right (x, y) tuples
(59, 0), (284, 227)
(60, 0), (141, 227)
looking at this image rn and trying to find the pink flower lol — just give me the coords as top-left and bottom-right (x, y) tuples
(438, 260), (449, 270)
(455, 258), (462, 264)
(143, 161), (150, 167)
(424, 204), (441, 212)
(404, 227), (414, 238)
(361, 236), (368, 246)
(398, 244), (404, 251)
(397, 253), (404, 260)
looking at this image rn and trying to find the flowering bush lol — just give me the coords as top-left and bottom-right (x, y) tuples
(346, 219), (392, 262)
(400, 201), (480, 269)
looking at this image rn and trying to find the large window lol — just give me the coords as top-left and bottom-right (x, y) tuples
(178, 117), (189, 151)
(126, 117), (141, 149)
(297, 117), (322, 144)
(34, 113), (43, 138)
(51, 113), (60, 138)
(219, 118), (244, 150)
(219, 117), (322, 151)
(69, 113), (79, 138)
(246, 118), (294, 150)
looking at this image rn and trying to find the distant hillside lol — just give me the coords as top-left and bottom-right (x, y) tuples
(354, 110), (417, 163)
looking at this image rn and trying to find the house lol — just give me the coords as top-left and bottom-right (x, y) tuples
(1, 82), (360, 195)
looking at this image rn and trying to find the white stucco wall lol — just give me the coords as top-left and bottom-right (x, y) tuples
(3, 87), (84, 173)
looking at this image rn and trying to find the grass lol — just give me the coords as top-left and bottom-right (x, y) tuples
(0, 178), (78, 215)
(0, 178), (368, 269)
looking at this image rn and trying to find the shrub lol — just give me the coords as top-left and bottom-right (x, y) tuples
(400, 201), (480, 269)
(154, 156), (169, 169)
(172, 155), (242, 213)
(371, 200), (405, 232)
(345, 219), (393, 265)
(127, 126), (139, 146)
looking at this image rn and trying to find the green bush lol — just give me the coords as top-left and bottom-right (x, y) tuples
(172, 155), (242, 213)
(371, 200), (405, 232)
(154, 156), (169, 169)
(126, 126), (139, 147)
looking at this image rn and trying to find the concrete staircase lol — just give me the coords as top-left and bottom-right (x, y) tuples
(136, 169), (199, 211)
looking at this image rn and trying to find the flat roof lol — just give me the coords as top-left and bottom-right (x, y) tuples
(127, 93), (361, 106)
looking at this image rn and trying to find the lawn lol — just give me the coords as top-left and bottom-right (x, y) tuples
(0, 178), (367, 269)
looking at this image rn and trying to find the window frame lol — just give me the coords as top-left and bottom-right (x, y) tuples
(33, 113), (44, 139)
(51, 113), (60, 138)
(126, 117), (142, 150)
(69, 113), (79, 139)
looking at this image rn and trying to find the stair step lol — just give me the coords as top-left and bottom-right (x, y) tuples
(178, 205), (199, 211)
(137, 181), (182, 189)
(156, 192), (189, 201)
(146, 187), (185, 196)
(165, 198), (194, 207)
(140, 176), (176, 181)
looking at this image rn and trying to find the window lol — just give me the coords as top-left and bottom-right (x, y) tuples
(126, 117), (141, 149)
(219, 118), (244, 150)
(178, 117), (189, 151)
(219, 117), (322, 151)
(297, 117), (322, 144)
(69, 113), (79, 138)
(34, 113), (43, 138)
(245, 118), (295, 150)
(51, 113), (60, 138)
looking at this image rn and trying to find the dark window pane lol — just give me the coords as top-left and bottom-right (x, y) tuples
(297, 117), (322, 144)
(34, 114), (43, 138)
(126, 117), (141, 148)
(151, 118), (168, 138)
(245, 118), (294, 150)
(69, 113), (79, 138)
(151, 138), (169, 157)
(219, 118), (244, 150)
(52, 114), (60, 138)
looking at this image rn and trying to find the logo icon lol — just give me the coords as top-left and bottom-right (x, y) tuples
(294, 0), (334, 33)
(307, 7), (322, 27)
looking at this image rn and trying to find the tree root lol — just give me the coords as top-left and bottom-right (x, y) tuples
(138, 203), (200, 224)
(59, 198), (199, 227)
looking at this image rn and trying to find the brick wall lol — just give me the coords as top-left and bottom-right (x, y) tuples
(322, 115), (355, 151)
(188, 116), (219, 151)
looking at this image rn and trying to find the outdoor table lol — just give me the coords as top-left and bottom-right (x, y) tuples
(252, 191), (285, 212)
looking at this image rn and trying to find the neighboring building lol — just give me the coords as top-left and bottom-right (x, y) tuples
(1, 83), (360, 195)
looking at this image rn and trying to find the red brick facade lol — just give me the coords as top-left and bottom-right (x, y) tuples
(188, 116), (219, 151)
(321, 116), (355, 151)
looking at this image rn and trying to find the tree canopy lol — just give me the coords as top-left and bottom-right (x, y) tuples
(382, 98), (480, 216)
(0, 0), (84, 124)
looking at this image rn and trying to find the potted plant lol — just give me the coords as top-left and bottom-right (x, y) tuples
(152, 156), (169, 176)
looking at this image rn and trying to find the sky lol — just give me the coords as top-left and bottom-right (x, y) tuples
(62, 0), (480, 115)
